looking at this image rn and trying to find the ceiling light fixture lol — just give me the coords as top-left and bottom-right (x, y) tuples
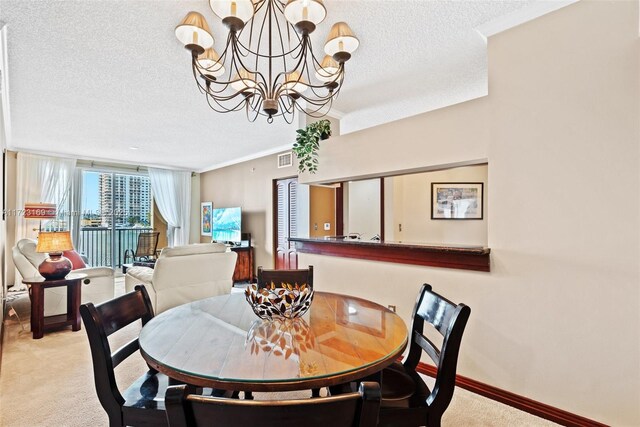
(175, 1), (359, 123)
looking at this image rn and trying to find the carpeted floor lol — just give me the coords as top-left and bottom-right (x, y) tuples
(0, 281), (558, 426)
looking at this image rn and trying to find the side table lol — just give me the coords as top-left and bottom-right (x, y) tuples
(22, 273), (87, 339)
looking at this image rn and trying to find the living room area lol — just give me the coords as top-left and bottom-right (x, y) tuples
(0, 1), (639, 426)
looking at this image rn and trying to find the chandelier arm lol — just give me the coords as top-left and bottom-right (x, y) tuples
(272, 36), (310, 97)
(229, 37), (269, 96)
(207, 89), (252, 111)
(233, 36), (304, 59)
(192, 59), (255, 103)
(204, 91), (247, 113)
(297, 97), (335, 118)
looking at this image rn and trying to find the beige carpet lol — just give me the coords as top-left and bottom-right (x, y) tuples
(0, 282), (558, 427)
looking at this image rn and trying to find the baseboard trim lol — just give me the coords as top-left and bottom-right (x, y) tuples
(416, 363), (608, 427)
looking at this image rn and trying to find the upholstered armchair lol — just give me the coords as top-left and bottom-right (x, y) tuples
(12, 238), (115, 316)
(125, 243), (237, 313)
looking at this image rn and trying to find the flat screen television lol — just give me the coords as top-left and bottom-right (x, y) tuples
(211, 206), (242, 243)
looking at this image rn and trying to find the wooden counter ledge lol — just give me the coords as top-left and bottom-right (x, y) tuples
(289, 237), (490, 272)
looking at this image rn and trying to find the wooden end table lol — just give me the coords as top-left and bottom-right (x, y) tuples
(22, 273), (87, 339)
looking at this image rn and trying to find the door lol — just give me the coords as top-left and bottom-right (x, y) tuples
(273, 177), (298, 270)
(79, 170), (153, 268)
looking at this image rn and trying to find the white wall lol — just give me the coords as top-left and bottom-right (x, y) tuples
(345, 179), (381, 239)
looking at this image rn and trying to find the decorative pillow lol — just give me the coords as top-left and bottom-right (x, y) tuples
(63, 250), (87, 270)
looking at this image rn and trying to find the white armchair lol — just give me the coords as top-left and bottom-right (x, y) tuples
(12, 238), (115, 316)
(124, 243), (237, 313)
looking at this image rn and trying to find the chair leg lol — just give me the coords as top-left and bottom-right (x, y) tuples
(244, 391), (254, 400)
(311, 388), (321, 398)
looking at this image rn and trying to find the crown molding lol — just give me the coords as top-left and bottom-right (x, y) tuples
(197, 143), (293, 173)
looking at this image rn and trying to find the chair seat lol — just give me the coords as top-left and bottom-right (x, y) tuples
(122, 371), (169, 426)
(378, 363), (431, 427)
(122, 371), (234, 426)
(381, 362), (430, 408)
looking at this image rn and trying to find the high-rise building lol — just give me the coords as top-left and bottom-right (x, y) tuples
(98, 173), (151, 227)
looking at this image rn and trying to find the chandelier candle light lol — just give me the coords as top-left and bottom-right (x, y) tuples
(175, 0), (359, 123)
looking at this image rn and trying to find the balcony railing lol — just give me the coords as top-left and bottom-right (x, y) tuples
(79, 227), (154, 268)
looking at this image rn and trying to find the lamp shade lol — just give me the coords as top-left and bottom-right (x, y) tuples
(175, 11), (215, 49)
(282, 71), (308, 93)
(36, 231), (74, 254)
(315, 55), (340, 82)
(24, 203), (57, 219)
(324, 22), (359, 56)
(231, 69), (258, 93)
(210, 0), (255, 24)
(197, 48), (226, 78)
(284, 0), (326, 26)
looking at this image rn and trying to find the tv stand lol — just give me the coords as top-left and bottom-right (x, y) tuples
(230, 233), (253, 283)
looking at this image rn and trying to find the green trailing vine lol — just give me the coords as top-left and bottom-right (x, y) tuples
(292, 119), (332, 174)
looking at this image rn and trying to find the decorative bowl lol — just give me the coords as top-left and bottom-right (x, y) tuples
(244, 282), (314, 320)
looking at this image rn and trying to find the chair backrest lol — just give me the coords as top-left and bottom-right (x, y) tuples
(80, 285), (155, 418)
(165, 382), (381, 427)
(12, 239), (44, 279)
(257, 265), (313, 288)
(403, 284), (471, 416)
(151, 245), (237, 313)
(136, 232), (160, 258)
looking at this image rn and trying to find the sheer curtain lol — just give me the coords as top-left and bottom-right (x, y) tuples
(15, 153), (77, 241)
(148, 168), (191, 247)
(70, 168), (83, 249)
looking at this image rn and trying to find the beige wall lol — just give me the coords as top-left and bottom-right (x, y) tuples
(198, 1), (639, 424)
(189, 173), (200, 244)
(385, 165), (488, 245)
(200, 153), (297, 271)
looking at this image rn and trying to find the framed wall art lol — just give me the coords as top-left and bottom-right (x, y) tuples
(200, 202), (213, 236)
(431, 182), (483, 220)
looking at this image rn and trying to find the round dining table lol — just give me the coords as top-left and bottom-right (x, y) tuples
(139, 291), (408, 392)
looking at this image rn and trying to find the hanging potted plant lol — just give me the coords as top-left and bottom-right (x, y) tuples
(292, 119), (331, 174)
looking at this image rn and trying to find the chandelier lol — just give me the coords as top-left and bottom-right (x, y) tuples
(175, 0), (359, 123)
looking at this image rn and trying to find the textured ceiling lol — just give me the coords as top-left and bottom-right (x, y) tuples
(0, 0), (540, 171)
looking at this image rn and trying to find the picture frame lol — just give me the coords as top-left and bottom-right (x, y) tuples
(431, 182), (484, 220)
(200, 202), (213, 236)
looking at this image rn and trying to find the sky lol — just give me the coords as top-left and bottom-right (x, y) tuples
(82, 172), (100, 213)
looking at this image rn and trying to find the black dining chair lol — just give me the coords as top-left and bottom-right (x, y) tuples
(80, 285), (169, 427)
(164, 382), (381, 427)
(377, 283), (471, 427)
(81, 285), (232, 427)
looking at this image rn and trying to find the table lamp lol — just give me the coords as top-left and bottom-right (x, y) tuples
(36, 231), (74, 280)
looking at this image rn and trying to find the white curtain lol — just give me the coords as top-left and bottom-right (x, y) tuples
(15, 153), (77, 241)
(70, 168), (83, 249)
(148, 168), (191, 247)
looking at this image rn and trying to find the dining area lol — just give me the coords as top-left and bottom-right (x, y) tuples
(79, 266), (471, 427)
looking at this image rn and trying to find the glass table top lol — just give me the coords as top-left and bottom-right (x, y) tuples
(139, 291), (408, 391)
